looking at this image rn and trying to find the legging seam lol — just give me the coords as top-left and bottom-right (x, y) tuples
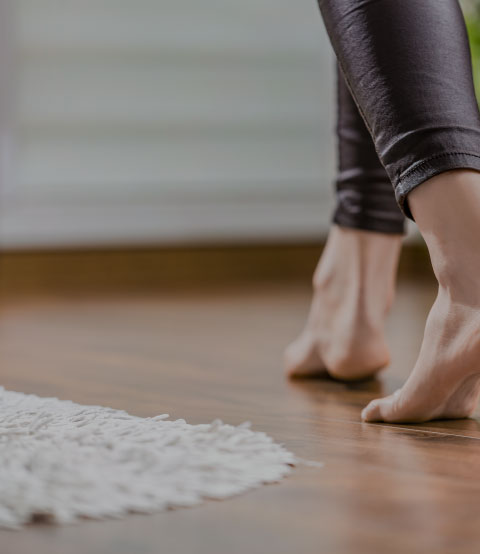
(398, 151), (480, 182)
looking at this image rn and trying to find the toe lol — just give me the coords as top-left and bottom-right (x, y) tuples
(361, 401), (374, 422)
(361, 390), (401, 422)
(361, 399), (383, 422)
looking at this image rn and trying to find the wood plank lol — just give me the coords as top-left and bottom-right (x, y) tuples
(3, 277), (478, 554)
(0, 242), (431, 295)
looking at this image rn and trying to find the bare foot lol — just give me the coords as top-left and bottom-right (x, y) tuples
(362, 170), (480, 423)
(285, 225), (402, 380)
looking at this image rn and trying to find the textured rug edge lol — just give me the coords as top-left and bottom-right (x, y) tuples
(0, 388), (322, 530)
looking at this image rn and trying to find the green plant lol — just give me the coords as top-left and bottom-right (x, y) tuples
(462, 0), (480, 98)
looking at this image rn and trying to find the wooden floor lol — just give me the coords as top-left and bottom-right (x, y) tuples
(2, 276), (480, 554)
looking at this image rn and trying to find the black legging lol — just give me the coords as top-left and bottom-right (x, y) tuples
(323, 0), (480, 234)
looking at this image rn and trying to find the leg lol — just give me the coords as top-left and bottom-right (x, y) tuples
(285, 67), (404, 380)
(318, 0), (480, 422)
(318, 0), (480, 216)
(363, 170), (480, 423)
(333, 64), (405, 235)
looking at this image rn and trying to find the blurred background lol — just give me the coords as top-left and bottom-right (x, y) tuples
(0, 0), (477, 290)
(0, 0), (335, 250)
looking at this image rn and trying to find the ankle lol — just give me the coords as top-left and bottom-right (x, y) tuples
(409, 170), (480, 296)
(313, 225), (402, 305)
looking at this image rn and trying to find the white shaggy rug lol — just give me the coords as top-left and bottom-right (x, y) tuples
(0, 388), (299, 529)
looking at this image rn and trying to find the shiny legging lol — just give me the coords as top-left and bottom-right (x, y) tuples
(323, 0), (480, 234)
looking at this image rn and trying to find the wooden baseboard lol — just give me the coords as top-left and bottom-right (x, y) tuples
(0, 242), (433, 296)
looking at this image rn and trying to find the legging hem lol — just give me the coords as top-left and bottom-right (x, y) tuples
(395, 152), (480, 220)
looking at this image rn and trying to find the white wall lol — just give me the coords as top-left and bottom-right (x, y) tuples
(0, 0), (337, 248)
